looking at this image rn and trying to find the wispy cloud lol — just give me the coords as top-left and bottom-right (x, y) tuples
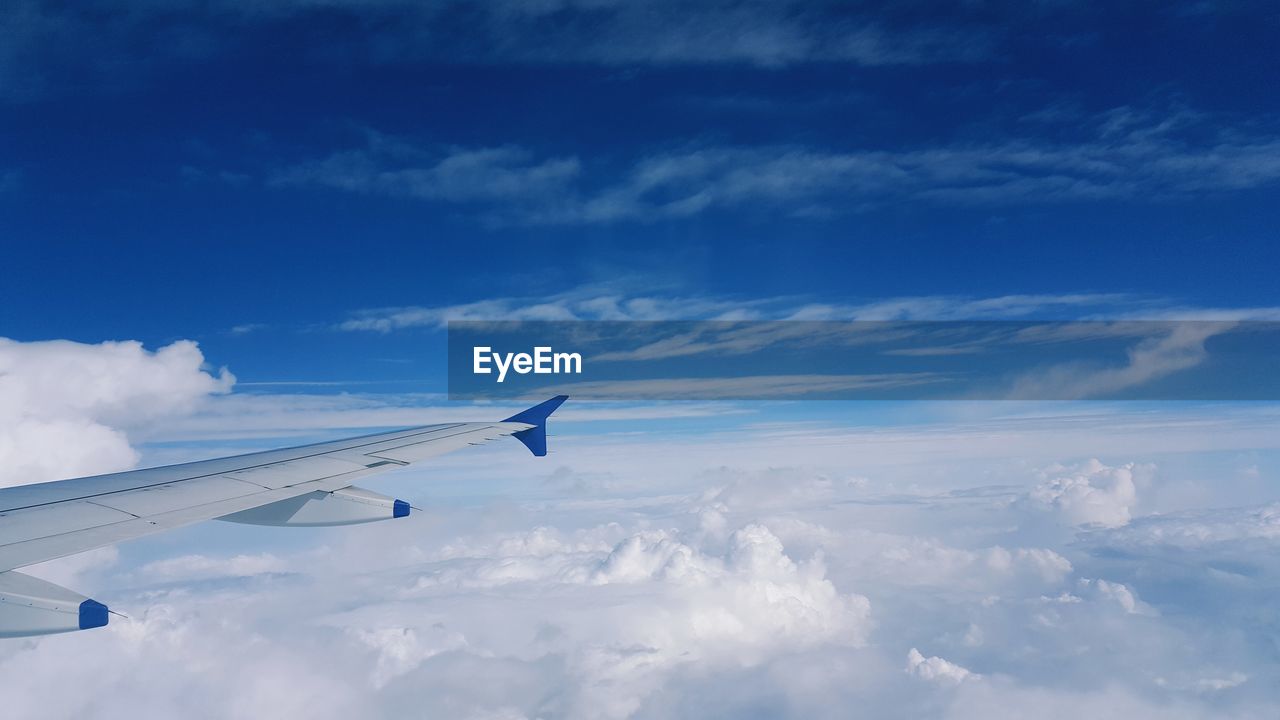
(524, 373), (947, 401)
(226, 322), (268, 336)
(1, 0), (992, 102)
(335, 285), (794, 331)
(1004, 321), (1234, 400)
(273, 107), (1280, 225)
(338, 290), (1280, 402)
(463, 2), (992, 68)
(270, 140), (581, 209)
(334, 287), (1167, 333)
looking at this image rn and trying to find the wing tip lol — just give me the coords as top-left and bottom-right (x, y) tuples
(502, 395), (569, 425)
(503, 395), (569, 457)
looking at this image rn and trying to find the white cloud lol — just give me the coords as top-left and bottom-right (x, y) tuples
(1080, 501), (1280, 550)
(0, 596), (366, 720)
(590, 524), (872, 655)
(1026, 459), (1148, 528)
(132, 553), (289, 584)
(0, 441), (1276, 718)
(0, 338), (233, 487)
(415, 522), (872, 658)
(297, 518), (872, 718)
(871, 537), (1073, 594)
(906, 647), (977, 685)
(941, 682), (1227, 720)
(349, 625), (469, 689)
(1077, 578), (1153, 616)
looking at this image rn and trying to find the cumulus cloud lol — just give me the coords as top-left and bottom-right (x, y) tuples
(1, 438), (1277, 718)
(1026, 459), (1149, 528)
(0, 599), (366, 720)
(906, 647), (977, 685)
(349, 625), (469, 690)
(418, 523), (872, 660)
(236, 519), (873, 718)
(590, 525), (872, 654)
(872, 537), (1073, 594)
(0, 338), (233, 487)
(1076, 578), (1153, 616)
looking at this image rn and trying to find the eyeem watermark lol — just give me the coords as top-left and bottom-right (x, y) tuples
(473, 346), (583, 383)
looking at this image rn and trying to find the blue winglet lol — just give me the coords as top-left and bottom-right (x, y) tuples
(503, 395), (568, 457)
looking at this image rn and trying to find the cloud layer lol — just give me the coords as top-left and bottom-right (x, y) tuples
(1, 333), (1279, 718)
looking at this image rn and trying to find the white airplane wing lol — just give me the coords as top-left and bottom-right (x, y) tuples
(0, 395), (567, 637)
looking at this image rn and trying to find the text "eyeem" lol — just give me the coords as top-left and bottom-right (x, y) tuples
(473, 346), (583, 383)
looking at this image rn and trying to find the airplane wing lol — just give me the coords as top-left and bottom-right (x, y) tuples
(0, 395), (567, 638)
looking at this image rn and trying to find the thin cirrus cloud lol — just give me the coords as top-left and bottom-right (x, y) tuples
(1, 0), (992, 97)
(336, 291), (1280, 403)
(467, 2), (992, 68)
(332, 288), (1194, 334)
(270, 108), (1280, 226)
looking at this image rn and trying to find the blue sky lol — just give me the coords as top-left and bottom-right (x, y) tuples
(4, 1), (1280, 391)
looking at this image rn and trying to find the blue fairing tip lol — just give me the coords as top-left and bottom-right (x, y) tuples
(393, 499), (411, 518)
(79, 599), (109, 630)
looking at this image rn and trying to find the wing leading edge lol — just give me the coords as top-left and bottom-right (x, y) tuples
(0, 396), (568, 637)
